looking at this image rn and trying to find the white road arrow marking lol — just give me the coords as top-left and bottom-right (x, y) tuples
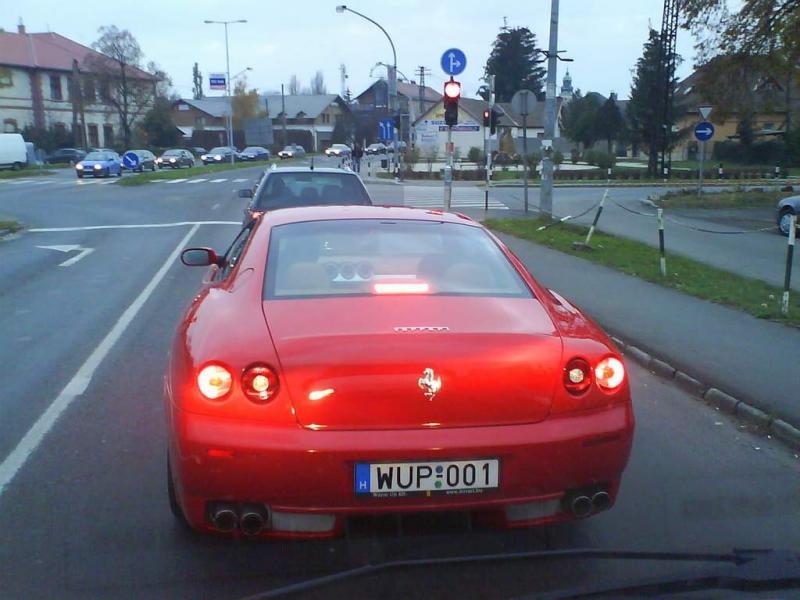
(36, 244), (95, 267)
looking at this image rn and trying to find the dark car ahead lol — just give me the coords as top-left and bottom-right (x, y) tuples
(239, 166), (372, 224)
(47, 148), (86, 164)
(240, 146), (271, 161)
(156, 149), (195, 169)
(365, 143), (387, 156)
(122, 149), (157, 172)
(277, 144), (306, 159)
(201, 146), (237, 165)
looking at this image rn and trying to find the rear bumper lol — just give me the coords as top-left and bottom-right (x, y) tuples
(168, 402), (634, 538)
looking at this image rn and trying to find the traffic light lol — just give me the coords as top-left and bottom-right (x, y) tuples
(490, 108), (501, 135)
(482, 109), (490, 127)
(392, 114), (401, 130)
(443, 79), (461, 127)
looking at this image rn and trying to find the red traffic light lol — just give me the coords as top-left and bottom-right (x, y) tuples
(443, 80), (461, 99)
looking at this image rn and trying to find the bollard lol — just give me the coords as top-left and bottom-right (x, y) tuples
(584, 189), (607, 246)
(783, 214), (797, 316)
(657, 208), (667, 277)
(775, 165), (781, 179)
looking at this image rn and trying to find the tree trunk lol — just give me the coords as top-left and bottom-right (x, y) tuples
(648, 142), (659, 177)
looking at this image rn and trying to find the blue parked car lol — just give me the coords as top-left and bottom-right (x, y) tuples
(75, 150), (123, 178)
(239, 146), (271, 161)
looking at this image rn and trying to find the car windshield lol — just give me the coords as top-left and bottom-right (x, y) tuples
(244, 147), (263, 152)
(208, 147), (228, 154)
(163, 149), (181, 156)
(281, 146), (295, 152)
(253, 172), (371, 210)
(265, 220), (532, 299)
(83, 152), (111, 161)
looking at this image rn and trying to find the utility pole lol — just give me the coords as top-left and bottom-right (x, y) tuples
(281, 83), (287, 147)
(485, 75), (495, 210)
(540, 0), (560, 219)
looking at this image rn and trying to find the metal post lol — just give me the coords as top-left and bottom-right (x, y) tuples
(540, 0), (559, 218)
(657, 208), (667, 277)
(583, 189), (607, 246)
(697, 139), (705, 195)
(782, 214), (796, 316)
(522, 114), (529, 213)
(444, 127), (453, 211)
(485, 75), (495, 212)
(281, 84), (287, 147)
(224, 22), (234, 164)
(483, 119), (489, 212)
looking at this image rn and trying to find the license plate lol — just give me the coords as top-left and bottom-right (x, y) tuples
(354, 459), (499, 497)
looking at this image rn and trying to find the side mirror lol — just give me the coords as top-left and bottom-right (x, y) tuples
(181, 247), (219, 267)
(238, 188), (253, 199)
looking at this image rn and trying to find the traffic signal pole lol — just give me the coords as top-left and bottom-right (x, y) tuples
(540, 0), (560, 218)
(445, 126), (453, 211)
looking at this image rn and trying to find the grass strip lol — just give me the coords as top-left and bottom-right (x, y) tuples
(116, 160), (276, 186)
(657, 189), (794, 209)
(0, 169), (55, 179)
(486, 217), (800, 327)
(0, 220), (23, 233)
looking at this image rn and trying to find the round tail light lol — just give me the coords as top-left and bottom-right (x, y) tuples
(564, 358), (592, 395)
(197, 364), (233, 400)
(595, 357), (625, 391)
(242, 364), (279, 403)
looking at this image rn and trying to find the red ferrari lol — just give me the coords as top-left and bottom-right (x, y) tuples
(165, 206), (634, 538)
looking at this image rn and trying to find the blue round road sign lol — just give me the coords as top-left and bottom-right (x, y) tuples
(441, 48), (467, 76)
(122, 151), (140, 169)
(694, 121), (715, 142)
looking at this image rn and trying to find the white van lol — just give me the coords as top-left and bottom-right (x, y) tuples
(0, 133), (29, 170)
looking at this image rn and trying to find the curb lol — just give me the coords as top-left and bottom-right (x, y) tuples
(611, 336), (800, 452)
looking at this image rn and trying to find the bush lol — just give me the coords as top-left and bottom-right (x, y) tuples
(466, 146), (483, 164)
(570, 149), (579, 164)
(403, 146), (421, 166)
(553, 150), (564, 170)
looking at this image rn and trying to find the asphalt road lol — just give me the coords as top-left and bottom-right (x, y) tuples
(1, 161), (799, 599)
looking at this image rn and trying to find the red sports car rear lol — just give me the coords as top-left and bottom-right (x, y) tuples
(165, 206), (634, 538)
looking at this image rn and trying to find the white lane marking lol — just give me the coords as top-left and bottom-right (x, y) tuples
(29, 220), (240, 232)
(209, 178), (228, 183)
(212, 203), (221, 210)
(7, 180), (35, 185)
(166, 178), (188, 184)
(187, 178), (208, 184)
(99, 181), (117, 185)
(233, 178), (249, 182)
(36, 244), (94, 266)
(0, 224), (201, 497)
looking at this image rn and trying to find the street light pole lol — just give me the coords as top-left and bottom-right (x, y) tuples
(336, 5), (399, 175)
(540, 0), (560, 219)
(204, 19), (247, 164)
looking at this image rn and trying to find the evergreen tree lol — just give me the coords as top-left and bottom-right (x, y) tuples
(481, 26), (546, 102)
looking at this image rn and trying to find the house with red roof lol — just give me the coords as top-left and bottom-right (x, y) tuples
(0, 22), (155, 149)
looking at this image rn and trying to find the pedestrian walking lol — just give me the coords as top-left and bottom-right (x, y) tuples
(352, 144), (363, 173)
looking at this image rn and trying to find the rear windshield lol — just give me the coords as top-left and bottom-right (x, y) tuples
(253, 172), (371, 211)
(264, 219), (532, 299)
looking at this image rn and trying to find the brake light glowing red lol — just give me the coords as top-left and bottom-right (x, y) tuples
(242, 364), (279, 403)
(373, 282), (430, 294)
(563, 358), (592, 395)
(197, 364), (233, 400)
(595, 357), (625, 390)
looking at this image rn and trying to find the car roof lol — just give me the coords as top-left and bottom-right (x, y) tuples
(259, 205), (479, 228)
(266, 167), (357, 175)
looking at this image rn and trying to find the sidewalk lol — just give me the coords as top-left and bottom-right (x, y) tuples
(494, 231), (800, 428)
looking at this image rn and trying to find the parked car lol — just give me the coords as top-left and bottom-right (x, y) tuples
(190, 147), (207, 156)
(0, 133), (28, 170)
(777, 195), (799, 237)
(46, 147), (86, 165)
(365, 143), (387, 156)
(277, 144), (306, 159)
(239, 166), (372, 223)
(386, 141), (407, 153)
(200, 146), (238, 165)
(240, 146), (271, 161)
(168, 205), (634, 538)
(122, 149), (157, 172)
(75, 150), (122, 178)
(324, 144), (352, 158)
(156, 149), (195, 169)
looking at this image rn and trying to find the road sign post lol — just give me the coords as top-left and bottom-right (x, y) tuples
(511, 90), (537, 215)
(694, 119), (715, 195)
(783, 214), (796, 316)
(444, 127), (453, 211)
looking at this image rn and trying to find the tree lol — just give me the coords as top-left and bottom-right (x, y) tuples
(561, 92), (602, 150)
(192, 62), (203, 100)
(310, 70), (327, 95)
(288, 74), (300, 95)
(231, 77), (262, 130)
(140, 96), (180, 147)
(85, 26), (163, 148)
(331, 118), (349, 144)
(628, 29), (671, 176)
(481, 26), (546, 102)
(595, 96), (625, 154)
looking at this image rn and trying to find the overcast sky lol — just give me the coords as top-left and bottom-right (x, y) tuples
(10, 0), (700, 101)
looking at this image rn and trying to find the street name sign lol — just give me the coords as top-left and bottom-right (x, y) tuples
(209, 73), (226, 91)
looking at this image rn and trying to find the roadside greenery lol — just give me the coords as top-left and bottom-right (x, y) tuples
(0, 220), (22, 233)
(0, 169), (55, 179)
(657, 188), (794, 209)
(486, 217), (800, 326)
(116, 160), (275, 186)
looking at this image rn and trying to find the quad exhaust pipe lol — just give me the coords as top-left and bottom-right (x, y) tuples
(210, 504), (238, 532)
(240, 505), (269, 536)
(210, 502), (270, 535)
(591, 491), (610, 512)
(570, 495), (593, 518)
(567, 488), (611, 518)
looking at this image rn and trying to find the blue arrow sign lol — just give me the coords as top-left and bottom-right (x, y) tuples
(378, 118), (394, 141)
(122, 151), (140, 169)
(441, 48), (466, 76)
(694, 121), (715, 142)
